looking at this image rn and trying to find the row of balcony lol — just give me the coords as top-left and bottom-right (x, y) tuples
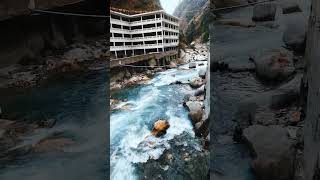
(110, 27), (179, 34)
(110, 18), (179, 26)
(110, 35), (179, 42)
(110, 42), (179, 51)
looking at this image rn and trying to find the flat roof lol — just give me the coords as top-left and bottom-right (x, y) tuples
(110, 10), (180, 21)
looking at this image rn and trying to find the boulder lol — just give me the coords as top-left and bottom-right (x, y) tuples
(198, 68), (207, 78)
(33, 138), (74, 153)
(252, 3), (277, 21)
(243, 125), (296, 180)
(252, 49), (295, 81)
(283, 21), (306, 53)
(185, 101), (203, 124)
(194, 85), (205, 96)
(37, 118), (56, 128)
(169, 61), (178, 68)
(281, 2), (302, 14)
(63, 48), (92, 62)
(189, 62), (197, 68)
(151, 120), (170, 137)
(189, 77), (204, 88)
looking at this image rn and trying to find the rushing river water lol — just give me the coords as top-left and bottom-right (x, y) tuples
(110, 62), (207, 179)
(0, 69), (109, 180)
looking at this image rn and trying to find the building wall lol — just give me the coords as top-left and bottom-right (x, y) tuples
(110, 10), (179, 59)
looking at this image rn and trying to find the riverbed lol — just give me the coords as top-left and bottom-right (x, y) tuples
(110, 47), (209, 179)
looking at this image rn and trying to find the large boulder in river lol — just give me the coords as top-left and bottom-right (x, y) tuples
(189, 77), (204, 88)
(243, 125), (296, 180)
(283, 20), (306, 53)
(252, 3), (277, 22)
(281, 1), (302, 14)
(252, 49), (295, 81)
(151, 120), (170, 137)
(184, 101), (203, 124)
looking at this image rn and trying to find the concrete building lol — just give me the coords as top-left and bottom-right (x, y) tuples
(110, 9), (179, 61)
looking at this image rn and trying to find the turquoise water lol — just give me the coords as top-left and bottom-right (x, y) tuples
(110, 63), (207, 179)
(0, 70), (109, 180)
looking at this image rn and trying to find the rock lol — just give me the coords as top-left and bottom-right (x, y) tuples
(151, 120), (170, 137)
(281, 2), (302, 14)
(194, 85), (205, 96)
(0, 119), (15, 139)
(189, 77), (204, 88)
(33, 138), (74, 153)
(189, 62), (197, 68)
(252, 3), (277, 22)
(283, 21), (306, 53)
(243, 125), (296, 180)
(37, 118), (56, 128)
(169, 61), (177, 68)
(185, 101), (203, 124)
(198, 69), (207, 78)
(252, 49), (295, 81)
(63, 48), (92, 62)
(148, 58), (157, 67)
(217, 18), (256, 27)
(46, 59), (82, 73)
(111, 71), (125, 82)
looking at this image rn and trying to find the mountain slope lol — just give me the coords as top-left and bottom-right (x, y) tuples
(111, 0), (162, 11)
(174, 0), (212, 43)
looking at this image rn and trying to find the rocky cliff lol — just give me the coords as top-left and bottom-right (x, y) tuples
(110, 0), (162, 11)
(174, 0), (212, 43)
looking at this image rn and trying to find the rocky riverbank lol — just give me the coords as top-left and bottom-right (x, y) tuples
(0, 36), (108, 90)
(211, 0), (309, 179)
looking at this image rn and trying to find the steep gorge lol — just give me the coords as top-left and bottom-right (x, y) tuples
(174, 0), (212, 43)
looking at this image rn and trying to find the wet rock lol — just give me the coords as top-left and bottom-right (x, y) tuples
(136, 132), (209, 180)
(111, 71), (125, 82)
(189, 62), (197, 68)
(217, 18), (256, 27)
(32, 138), (74, 153)
(281, 1), (302, 14)
(243, 125), (296, 180)
(151, 120), (170, 137)
(169, 61), (177, 68)
(252, 3), (277, 22)
(37, 118), (56, 128)
(46, 59), (82, 73)
(198, 69), (207, 78)
(189, 77), (204, 88)
(0, 119), (15, 139)
(184, 101), (203, 124)
(283, 21), (306, 53)
(194, 85), (205, 96)
(252, 49), (295, 81)
(234, 74), (302, 139)
(63, 48), (92, 62)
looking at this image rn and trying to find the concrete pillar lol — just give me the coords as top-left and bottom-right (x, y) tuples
(115, 51), (118, 59)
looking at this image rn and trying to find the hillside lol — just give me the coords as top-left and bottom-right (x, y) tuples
(110, 0), (162, 11)
(174, 0), (212, 43)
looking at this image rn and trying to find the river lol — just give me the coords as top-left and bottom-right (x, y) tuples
(110, 53), (208, 179)
(0, 68), (109, 180)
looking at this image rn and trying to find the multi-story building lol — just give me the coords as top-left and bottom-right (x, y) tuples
(110, 9), (180, 60)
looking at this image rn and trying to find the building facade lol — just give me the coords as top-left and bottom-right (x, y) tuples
(110, 9), (179, 60)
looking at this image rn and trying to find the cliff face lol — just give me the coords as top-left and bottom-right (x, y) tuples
(110, 0), (162, 11)
(174, 0), (211, 43)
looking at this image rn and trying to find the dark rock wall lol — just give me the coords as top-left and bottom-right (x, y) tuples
(0, 1), (108, 67)
(304, 0), (320, 180)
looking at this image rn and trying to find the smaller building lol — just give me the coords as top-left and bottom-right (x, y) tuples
(110, 9), (180, 66)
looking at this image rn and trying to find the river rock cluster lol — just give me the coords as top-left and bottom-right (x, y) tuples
(211, 0), (308, 179)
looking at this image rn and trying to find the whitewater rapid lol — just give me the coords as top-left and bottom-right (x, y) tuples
(110, 62), (207, 179)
